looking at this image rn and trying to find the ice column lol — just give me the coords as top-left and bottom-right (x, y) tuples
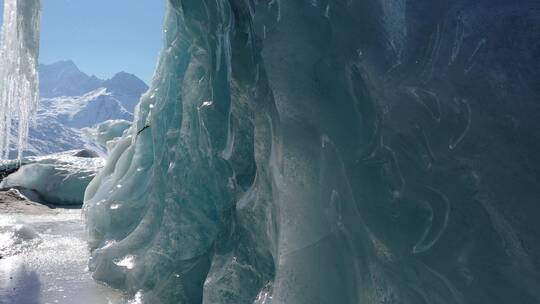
(0, 0), (42, 160)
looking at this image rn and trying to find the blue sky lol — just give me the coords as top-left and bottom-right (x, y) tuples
(0, 0), (166, 83)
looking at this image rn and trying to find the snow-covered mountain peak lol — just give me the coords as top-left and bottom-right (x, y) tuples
(43, 60), (79, 74)
(17, 61), (147, 157)
(39, 61), (148, 104)
(39, 60), (104, 98)
(103, 71), (149, 112)
(39, 87), (132, 129)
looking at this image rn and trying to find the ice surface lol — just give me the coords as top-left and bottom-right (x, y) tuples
(0, 0), (41, 160)
(82, 119), (132, 154)
(82, 0), (540, 303)
(0, 202), (126, 303)
(1, 150), (104, 205)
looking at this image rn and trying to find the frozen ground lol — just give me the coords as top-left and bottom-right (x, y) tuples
(0, 190), (126, 304)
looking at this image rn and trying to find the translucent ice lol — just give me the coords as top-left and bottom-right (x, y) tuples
(0, 0), (41, 160)
(82, 119), (132, 155)
(83, 0), (540, 303)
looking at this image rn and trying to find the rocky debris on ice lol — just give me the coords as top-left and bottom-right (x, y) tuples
(0, 188), (56, 214)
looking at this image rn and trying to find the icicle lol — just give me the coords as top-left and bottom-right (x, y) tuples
(0, 0), (42, 160)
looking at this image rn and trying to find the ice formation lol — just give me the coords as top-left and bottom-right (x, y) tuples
(73, 0), (538, 303)
(1, 150), (104, 205)
(0, 0), (42, 160)
(0, 206), (126, 304)
(82, 119), (132, 154)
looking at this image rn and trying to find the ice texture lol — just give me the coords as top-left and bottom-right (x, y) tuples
(0, 206), (126, 304)
(82, 119), (132, 154)
(84, 0), (540, 303)
(0, 0), (41, 160)
(1, 150), (104, 205)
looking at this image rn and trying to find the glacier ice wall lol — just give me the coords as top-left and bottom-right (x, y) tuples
(84, 0), (540, 303)
(1, 150), (104, 205)
(0, 0), (41, 160)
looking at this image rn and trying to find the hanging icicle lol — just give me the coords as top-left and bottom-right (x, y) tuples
(0, 0), (42, 160)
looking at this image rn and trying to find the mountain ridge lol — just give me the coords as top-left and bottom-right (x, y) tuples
(16, 60), (148, 157)
(39, 60), (148, 113)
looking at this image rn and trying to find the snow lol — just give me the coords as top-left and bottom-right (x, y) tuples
(39, 60), (103, 99)
(8, 61), (147, 158)
(41, 88), (133, 129)
(39, 61), (148, 114)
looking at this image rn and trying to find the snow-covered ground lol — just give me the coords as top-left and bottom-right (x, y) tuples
(0, 191), (126, 304)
